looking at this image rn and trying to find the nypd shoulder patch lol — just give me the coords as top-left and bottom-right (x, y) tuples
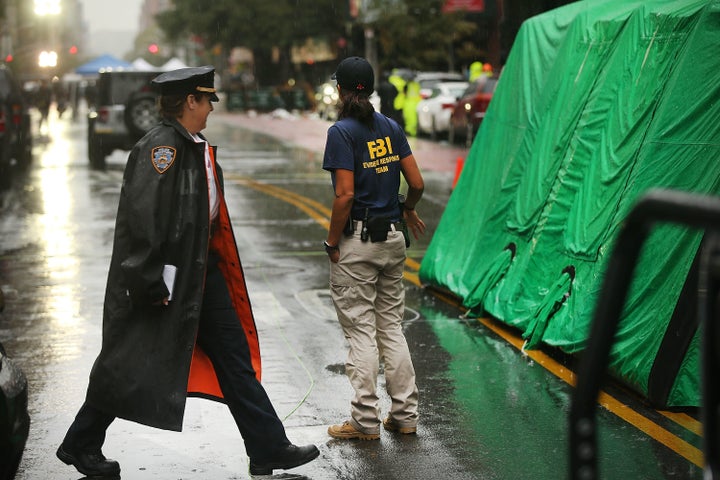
(151, 146), (177, 174)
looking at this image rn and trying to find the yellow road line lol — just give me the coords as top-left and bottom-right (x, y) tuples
(598, 394), (703, 467)
(659, 410), (703, 436)
(234, 175), (422, 275)
(234, 176), (330, 229)
(478, 317), (703, 467)
(233, 175), (704, 468)
(238, 177), (332, 217)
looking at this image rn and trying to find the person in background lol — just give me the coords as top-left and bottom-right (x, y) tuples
(468, 60), (484, 81)
(388, 70), (407, 129)
(53, 80), (68, 119)
(35, 79), (52, 134)
(322, 56), (425, 441)
(402, 76), (420, 137)
(56, 66), (319, 478)
(481, 62), (494, 77)
(378, 71), (403, 126)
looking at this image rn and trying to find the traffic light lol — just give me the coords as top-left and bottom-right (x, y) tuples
(69, 45), (78, 55)
(148, 43), (159, 54)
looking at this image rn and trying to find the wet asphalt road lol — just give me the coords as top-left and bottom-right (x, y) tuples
(0, 109), (703, 479)
(0, 111), (484, 480)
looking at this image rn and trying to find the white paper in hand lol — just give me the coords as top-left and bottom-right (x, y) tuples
(162, 265), (177, 301)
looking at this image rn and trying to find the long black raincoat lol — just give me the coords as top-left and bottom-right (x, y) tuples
(84, 117), (261, 431)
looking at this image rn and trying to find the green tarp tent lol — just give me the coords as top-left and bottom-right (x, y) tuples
(419, 0), (720, 407)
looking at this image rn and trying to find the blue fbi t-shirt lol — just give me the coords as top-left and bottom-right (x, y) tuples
(322, 112), (412, 221)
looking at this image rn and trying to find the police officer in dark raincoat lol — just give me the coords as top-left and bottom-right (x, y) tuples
(56, 66), (319, 477)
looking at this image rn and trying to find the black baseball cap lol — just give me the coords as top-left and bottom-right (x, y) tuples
(332, 57), (374, 95)
(152, 65), (219, 101)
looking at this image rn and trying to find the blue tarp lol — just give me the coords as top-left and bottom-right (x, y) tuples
(75, 54), (132, 75)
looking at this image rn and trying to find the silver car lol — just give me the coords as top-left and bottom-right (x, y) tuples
(417, 81), (468, 139)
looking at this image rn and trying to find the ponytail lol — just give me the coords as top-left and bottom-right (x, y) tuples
(338, 90), (375, 128)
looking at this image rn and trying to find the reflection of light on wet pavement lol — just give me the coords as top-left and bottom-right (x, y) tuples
(37, 122), (81, 330)
(44, 284), (81, 329)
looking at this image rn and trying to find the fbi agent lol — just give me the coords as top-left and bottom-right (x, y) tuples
(323, 57), (426, 440)
(57, 66), (319, 477)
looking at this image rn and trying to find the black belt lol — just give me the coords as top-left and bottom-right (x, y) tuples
(352, 220), (402, 232)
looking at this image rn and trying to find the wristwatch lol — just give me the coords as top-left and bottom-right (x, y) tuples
(324, 240), (339, 254)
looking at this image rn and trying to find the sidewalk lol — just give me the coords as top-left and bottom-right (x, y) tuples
(212, 109), (469, 175)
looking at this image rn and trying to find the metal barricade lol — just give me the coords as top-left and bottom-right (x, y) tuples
(569, 189), (720, 480)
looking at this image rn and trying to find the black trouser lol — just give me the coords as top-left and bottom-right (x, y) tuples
(63, 252), (290, 461)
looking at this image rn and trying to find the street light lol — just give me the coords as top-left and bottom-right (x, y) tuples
(34, 0), (61, 73)
(35, 0), (61, 16)
(39, 50), (58, 68)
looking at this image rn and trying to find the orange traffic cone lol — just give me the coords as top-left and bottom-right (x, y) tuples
(452, 157), (464, 189)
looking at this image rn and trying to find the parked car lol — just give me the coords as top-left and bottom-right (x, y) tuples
(417, 81), (468, 139)
(87, 70), (162, 168)
(0, 66), (32, 189)
(449, 76), (499, 146)
(315, 82), (339, 121)
(0, 289), (30, 480)
(413, 71), (465, 99)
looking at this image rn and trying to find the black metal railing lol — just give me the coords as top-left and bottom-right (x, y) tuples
(569, 189), (720, 480)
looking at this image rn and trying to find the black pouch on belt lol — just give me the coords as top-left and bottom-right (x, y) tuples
(343, 217), (355, 236)
(400, 219), (411, 248)
(367, 217), (391, 242)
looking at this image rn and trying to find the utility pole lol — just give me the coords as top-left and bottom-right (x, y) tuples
(364, 27), (378, 85)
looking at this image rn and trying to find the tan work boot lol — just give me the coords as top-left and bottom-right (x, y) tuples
(328, 421), (380, 440)
(383, 417), (417, 434)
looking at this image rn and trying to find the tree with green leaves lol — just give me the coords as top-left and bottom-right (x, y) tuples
(156, 0), (571, 87)
(157, 0), (350, 85)
(365, 0), (477, 73)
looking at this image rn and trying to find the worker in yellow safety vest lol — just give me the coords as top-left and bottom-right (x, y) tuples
(402, 76), (420, 137)
(469, 61), (483, 82)
(388, 70), (406, 129)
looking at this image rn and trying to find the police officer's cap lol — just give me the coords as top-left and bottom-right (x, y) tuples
(332, 57), (374, 95)
(152, 65), (219, 101)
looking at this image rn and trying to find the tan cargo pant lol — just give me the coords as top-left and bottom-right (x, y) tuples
(330, 228), (419, 434)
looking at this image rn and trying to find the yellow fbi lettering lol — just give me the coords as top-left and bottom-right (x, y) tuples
(364, 137), (400, 174)
(367, 136), (393, 159)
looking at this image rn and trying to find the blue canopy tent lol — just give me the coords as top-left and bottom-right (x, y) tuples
(75, 54), (132, 75)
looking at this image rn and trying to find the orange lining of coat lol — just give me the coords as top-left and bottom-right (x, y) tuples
(186, 145), (262, 399)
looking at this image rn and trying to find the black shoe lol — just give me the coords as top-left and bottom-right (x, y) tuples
(56, 443), (121, 477)
(249, 443), (320, 475)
